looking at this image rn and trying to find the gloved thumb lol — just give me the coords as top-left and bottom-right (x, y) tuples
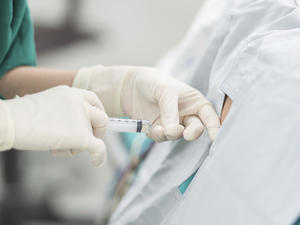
(86, 137), (107, 167)
(157, 90), (184, 139)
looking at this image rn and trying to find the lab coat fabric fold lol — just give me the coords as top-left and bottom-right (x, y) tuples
(109, 0), (300, 224)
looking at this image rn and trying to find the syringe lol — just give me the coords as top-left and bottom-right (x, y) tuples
(107, 118), (152, 134)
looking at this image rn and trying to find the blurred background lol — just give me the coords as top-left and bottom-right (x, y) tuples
(0, 0), (203, 224)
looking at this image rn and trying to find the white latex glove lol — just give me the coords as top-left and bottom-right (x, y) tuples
(0, 86), (108, 167)
(73, 66), (220, 142)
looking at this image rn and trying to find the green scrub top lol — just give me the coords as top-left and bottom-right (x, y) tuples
(0, 0), (36, 79)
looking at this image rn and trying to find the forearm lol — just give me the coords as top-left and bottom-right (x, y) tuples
(0, 66), (77, 99)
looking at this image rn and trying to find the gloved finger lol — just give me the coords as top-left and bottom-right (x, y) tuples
(76, 88), (105, 110)
(197, 103), (221, 140)
(183, 115), (204, 141)
(165, 124), (184, 140)
(148, 124), (167, 142)
(88, 105), (108, 138)
(86, 137), (106, 167)
(157, 90), (183, 139)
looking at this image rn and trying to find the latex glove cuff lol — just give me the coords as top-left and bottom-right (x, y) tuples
(73, 65), (127, 117)
(0, 101), (15, 151)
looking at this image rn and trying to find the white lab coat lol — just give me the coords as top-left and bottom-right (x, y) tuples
(109, 0), (300, 224)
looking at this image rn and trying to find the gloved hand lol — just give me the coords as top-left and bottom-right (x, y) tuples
(73, 66), (220, 142)
(0, 86), (108, 167)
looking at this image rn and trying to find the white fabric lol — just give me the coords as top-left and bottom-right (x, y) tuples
(73, 66), (221, 141)
(5, 86), (108, 167)
(162, 0), (300, 224)
(0, 100), (15, 151)
(109, 0), (300, 224)
(108, 1), (229, 224)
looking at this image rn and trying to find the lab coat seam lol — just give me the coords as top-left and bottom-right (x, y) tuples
(261, 6), (300, 33)
(206, 4), (236, 87)
(219, 36), (263, 102)
(219, 82), (238, 101)
(217, 2), (298, 97)
(181, 150), (211, 196)
(173, 187), (184, 200)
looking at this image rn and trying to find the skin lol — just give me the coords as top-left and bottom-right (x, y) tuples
(0, 66), (227, 134)
(220, 95), (232, 124)
(0, 66), (77, 99)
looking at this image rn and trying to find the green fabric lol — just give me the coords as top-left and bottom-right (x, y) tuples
(294, 217), (300, 225)
(178, 170), (198, 194)
(0, 0), (36, 78)
(122, 133), (138, 152)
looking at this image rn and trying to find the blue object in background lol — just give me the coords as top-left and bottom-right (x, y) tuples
(294, 216), (300, 225)
(121, 133), (138, 153)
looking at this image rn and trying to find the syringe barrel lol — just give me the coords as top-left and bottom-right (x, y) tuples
(107, 118), (151, 133)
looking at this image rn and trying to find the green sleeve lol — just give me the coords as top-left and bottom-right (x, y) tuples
(0, 0), (36, 78)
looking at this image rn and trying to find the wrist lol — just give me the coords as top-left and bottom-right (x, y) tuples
(73, 65), (129, 117)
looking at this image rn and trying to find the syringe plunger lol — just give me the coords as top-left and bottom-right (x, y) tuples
(107, 118), (151, 133)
